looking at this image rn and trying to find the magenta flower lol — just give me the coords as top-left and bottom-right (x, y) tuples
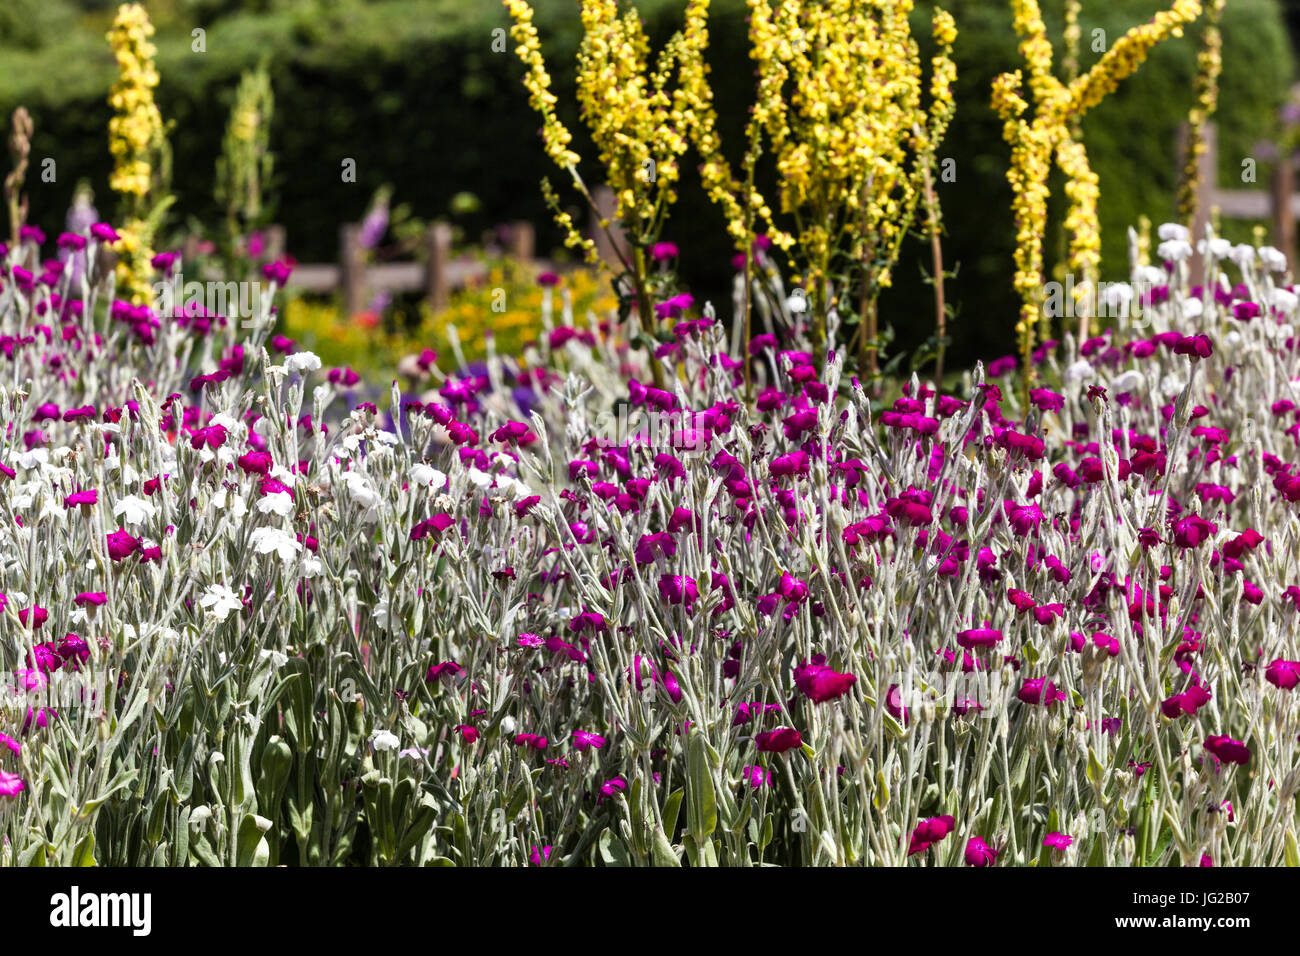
(573, 730), (606, 751)
(654, 293), (693, 319)
(529, 845), (552, 865)
(1042, 832), (1073, 850)
(1265, 659), (1300, 690)
(964, 836), (998, 867)
(909, 815), (956, 855)
(569, 609), (607, 634)
(956, 627), (1003, 649)
(1204, 735), (1251, 766)
(456, 725), (479, 744)
(741, 765), (771, 789)
(658, 574), (699, 607)
(425, 660), (462, 682)
(106, 529), (141, 561)
(63, 489), (98, 508)
(598, 776), (627, 800)
(777, 572), (809, 604)
(754, 727), (802, 753)
(770, 451), (810, 478)
(0, 770), (24, 798)
(1017, 678), (1067, 706)
(17, 606), (48, 629)
(793, 656), (857, 703)
(1171, 514), (1217, 548)
(651, 241), (679, 262)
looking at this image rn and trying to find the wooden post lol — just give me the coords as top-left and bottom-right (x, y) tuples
(507, 221), (534, 262)
(265, 224), (286, 261)
(181, 234), (200, 268)
(589, 185), (627, 271)
(340, 223), (366, 317)
(424, 221), (453, 313)
(1177, 121), (1217, 287)
(1273, 150), (1295, 267)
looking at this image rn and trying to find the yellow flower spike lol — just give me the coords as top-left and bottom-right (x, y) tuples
(107, 3), (169, 306)
(1178, 0), (1224, 225)
(996, 0), (1203, 377)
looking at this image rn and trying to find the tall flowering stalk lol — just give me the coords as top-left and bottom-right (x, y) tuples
(1177, 0), (1224, 225)
(745, 0), (957, 368)
(504, 0), (709, 371)
(106, 3), (171, 306)
(678, 0), (784, 395)
(215, 61), (276, 272)
(994, 0), (1202, 383)
(4, 107), (32, 249)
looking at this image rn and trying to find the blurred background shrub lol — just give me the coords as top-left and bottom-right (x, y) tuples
(0, 0), (1293, 368)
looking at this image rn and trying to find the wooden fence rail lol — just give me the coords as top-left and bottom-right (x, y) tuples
(1178, 120), (1298, 283)
(278, 185), (626, 314)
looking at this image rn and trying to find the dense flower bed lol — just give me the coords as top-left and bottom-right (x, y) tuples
(0, 220), (1298, 867)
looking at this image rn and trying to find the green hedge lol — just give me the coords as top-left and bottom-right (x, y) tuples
(0, 0), (1291, 367)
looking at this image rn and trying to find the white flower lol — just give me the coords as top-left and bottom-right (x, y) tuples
(340, 471), (380, 508)
(284, 351), (322, 374)
(249, 526), (303, 562)
(371, 730), (401, 752)
(256, 490), (296, 517)
(1158, 373), (1186, 397)
(1064, 360), (1095, 384)
(1157, 239), (1192, 263)
(1133, 265), (1165, 286)
(16, 448), (48, 471)
(1228, 244), (1256, 270)
(1100, 283), (1133, 310)
(114, 494), (156, 526)
(1273, 288), (1298, 313)
(1199, 237), (1232, 260)
(212, 486), (248, 519)
(411, 464), (447, 488)
(372, 430), (399, 447)
(1259, 246), (1288, 272)
(1157, 223), (1189, 242)
(259, 648), (289, 668)
(466, 468), (494, 489)
(1110, 370), (1145, 394)
(199, 584), (243, 621)
(1180, 297), (1204, 320)
(210, 412), (242, 433)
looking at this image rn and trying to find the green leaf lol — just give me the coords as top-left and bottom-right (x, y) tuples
(650, 826), (680, 867)
(662, 787), (684, 836)
(686, 733), (718, 842)
(72, 833), (97, 867)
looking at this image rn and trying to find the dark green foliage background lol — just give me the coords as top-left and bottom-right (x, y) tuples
(0, 0), (1291, 368)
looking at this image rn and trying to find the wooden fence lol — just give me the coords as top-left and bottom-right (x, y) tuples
(272, 185), (628, 315)
(1178, 120), (1299, 282)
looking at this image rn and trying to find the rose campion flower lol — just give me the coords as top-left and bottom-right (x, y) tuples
(573, 730), (606, 751)
(965, 836), (997, 867)
(106, 528), (141, 561)
(909, 815), (956, 855)
(1203, 735), (1251, 766)
(957, 627), (1003, 649)
(793, 656), (857, 703)
(1042, 832), (1073, 850)
(1265, 659), (1300, 690)
(755, 728), (802, 753)
(0, 770), (25, 798)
